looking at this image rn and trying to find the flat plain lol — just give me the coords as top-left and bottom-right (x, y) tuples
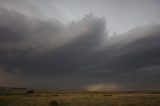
(0, 87), (160, 106)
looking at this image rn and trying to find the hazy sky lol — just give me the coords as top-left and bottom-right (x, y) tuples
(53, 0), (160, 34)
(1, 0), (160, 34)
(0, 0), (160, 91)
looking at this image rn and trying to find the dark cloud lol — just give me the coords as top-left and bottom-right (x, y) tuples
(0, 2), (160, 90)
(0, 7), (64, 52)
(0, 9), (106, 74)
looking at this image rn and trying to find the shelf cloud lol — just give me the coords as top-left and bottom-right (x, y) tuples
(0, 0), (160, 90)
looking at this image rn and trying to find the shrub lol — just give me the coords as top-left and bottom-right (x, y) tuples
(27, 89), (34, 94)
(90, 94), (94, 97)
(103, 94), (112, 96)
(49, 100), (59, 106)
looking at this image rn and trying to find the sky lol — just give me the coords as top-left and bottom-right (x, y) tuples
(0, 0), (160, 91)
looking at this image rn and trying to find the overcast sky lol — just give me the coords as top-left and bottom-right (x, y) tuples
(0, 0), (160, 91)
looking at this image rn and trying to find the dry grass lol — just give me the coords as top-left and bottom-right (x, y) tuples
(0, 88), (160, 106)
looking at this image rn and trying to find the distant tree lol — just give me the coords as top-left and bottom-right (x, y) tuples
(27, 89), (34, 94)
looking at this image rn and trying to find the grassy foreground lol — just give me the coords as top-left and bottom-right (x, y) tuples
(0, 88), (160, 106)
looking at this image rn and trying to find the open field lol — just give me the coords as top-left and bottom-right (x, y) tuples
(0, 88), (160, 106)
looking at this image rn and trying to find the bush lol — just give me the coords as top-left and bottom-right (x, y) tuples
(27, 89), (34, 94)
(90, 94), (94, 97)
(49, 100), (59, 106)
(103, 94), (112, 96)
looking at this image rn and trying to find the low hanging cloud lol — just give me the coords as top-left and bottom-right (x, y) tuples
(0, 0), (160, 90)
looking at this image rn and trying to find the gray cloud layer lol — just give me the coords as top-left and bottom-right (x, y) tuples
(0, 1), (160, 90)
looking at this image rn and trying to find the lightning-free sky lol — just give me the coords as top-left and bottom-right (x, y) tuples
(0, 0), (160, 91)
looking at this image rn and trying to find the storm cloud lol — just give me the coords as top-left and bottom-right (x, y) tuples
(0, 0), (160, 90)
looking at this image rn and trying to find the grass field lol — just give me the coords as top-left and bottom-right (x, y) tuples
(0, 87), (160, 106)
